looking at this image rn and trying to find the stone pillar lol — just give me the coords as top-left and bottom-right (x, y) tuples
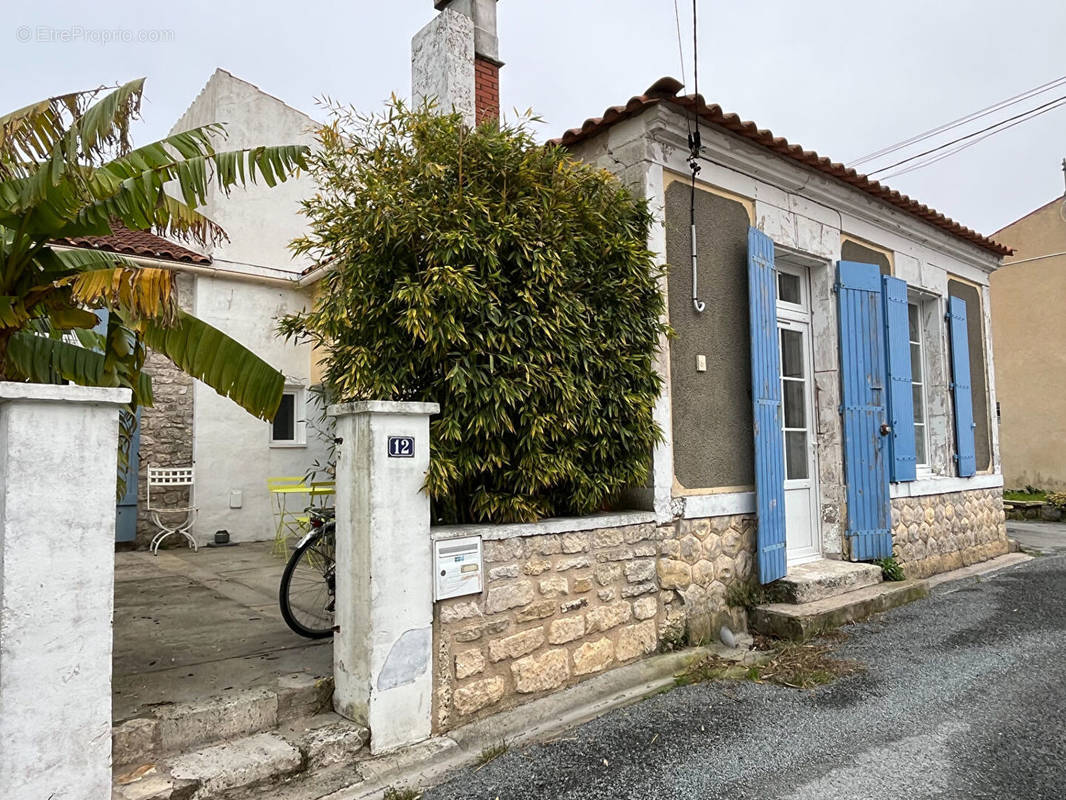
(0, 383), (131, 800)
(328, 400), (439, 754)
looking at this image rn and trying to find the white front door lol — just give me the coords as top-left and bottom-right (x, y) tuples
(776, 263), (821, 564)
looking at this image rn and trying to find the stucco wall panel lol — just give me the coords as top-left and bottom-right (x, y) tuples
(664, 181), (753, 490)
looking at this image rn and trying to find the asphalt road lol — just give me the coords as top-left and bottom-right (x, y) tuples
(422, 552), (1066, 800)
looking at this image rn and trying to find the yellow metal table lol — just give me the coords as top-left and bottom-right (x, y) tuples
(269, 483), (335, 556)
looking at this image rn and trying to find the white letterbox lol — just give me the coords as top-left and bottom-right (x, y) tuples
(433, 536), (483, 600)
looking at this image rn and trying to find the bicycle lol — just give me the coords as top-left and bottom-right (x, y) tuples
(279, 506), (336, 639)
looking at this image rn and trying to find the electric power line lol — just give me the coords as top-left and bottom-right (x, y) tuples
(848, 73), (1066, 169)
(877, 95), (1066, 181)
(866, 92), (1066, 179)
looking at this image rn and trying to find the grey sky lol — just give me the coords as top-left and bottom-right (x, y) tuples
(4, 0), (1065, 236)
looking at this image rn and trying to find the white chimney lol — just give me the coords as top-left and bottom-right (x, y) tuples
(412, 0), (501, 127)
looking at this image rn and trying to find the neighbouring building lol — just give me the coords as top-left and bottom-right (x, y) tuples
(79, 70), (331, 547)
(989, 193), (1066, 490)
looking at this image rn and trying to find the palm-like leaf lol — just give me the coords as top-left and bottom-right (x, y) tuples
(0, 78), (304, 430)
(6, 330), (153, 405)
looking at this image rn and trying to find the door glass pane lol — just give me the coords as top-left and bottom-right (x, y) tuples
(780, 329), (804, 378)
(778, 272), (801, 304)
(785, 431), (808, 479)
(783, 380), (805, 428)
(914, 423), (927, 465)
(908, 303), (921, 342)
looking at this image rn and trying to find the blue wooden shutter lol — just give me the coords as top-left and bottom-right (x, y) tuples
(881, 275), (917, 482)
(837, 261), (893, 561)
(947, 296), (977, 477)
(748, 227), (786, 584)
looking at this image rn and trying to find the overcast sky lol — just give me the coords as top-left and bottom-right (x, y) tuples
(4, 0), (1065, 236)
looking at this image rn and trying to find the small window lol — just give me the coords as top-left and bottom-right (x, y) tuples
(777, 272), (802, 305)
(908, 302), (928, 467)
(270, 386), (306, 446)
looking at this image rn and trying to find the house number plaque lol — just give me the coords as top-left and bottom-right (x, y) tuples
(387, 436), (415, 458)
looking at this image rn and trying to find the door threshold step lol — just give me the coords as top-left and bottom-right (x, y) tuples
(750, 579), (927, 640)
(777, 559), (883, 604)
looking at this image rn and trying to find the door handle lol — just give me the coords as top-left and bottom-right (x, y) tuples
(880, 423), (892, 436)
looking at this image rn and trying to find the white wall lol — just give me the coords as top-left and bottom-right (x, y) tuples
(190, 275), (329, 542)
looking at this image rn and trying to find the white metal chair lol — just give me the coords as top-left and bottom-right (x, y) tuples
(146, 464), (198, 554)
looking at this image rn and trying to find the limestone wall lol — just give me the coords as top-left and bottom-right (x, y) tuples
(432, 512), (755, 731)
(890, 488), (1008, 578)
(135, 274), (194, 548)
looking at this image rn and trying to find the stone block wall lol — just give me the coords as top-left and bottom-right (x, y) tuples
(890, 488), (1009, 578)
(432, 512), (755, 731)
(135, 274), (194, 547)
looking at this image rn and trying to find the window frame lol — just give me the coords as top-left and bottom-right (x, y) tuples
(907, 295), (930, 471)
(269, 384), (308, 448)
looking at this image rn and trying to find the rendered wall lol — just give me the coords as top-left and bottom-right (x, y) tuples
(664, 181), (753, 491)
(191, 275), (329, 541)
(164, 70), (331, 542)
(990, 199), (1066, 489)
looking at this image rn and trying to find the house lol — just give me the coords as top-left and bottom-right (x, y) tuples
(412, 0), (1014, 734)
(553, 78), (1011, 581)
(989, 193), (1066, 490)
(79, 71), (331, 547)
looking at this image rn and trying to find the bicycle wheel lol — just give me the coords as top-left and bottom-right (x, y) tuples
(279, 529), (335, 639)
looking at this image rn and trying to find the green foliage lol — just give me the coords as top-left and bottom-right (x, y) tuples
(1046, 492), (1066, 509)
(0, 79), (306, 424)
(875, 556), (906, 582)
(1004, 488), (1047, 502)
(282, 100), (668, 523)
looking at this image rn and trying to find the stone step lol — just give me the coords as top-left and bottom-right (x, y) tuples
(776, 559), (884, 605)
(750, 579), (928, 641)
(113, 673), (334, 765)
(112, 715), (369, 800)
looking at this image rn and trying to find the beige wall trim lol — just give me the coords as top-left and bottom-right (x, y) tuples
(840, 233), (895, 273)
(663, 168), (756, 225)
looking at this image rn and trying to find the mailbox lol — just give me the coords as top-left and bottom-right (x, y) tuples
(433, 536), (483, 600)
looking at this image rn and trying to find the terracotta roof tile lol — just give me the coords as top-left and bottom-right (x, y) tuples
(553, 77), (1011, 258)
(57, 226), (211, 265)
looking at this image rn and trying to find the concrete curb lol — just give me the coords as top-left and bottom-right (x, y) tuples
(924, 551), (1032, 593)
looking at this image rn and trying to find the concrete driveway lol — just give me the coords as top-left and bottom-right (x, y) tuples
(113, 542), (331, 723)
(422, 554), (1066, 800)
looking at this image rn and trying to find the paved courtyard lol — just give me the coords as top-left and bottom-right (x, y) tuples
(113, 542), (331, 723)
(422, 549), (1066, 800)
